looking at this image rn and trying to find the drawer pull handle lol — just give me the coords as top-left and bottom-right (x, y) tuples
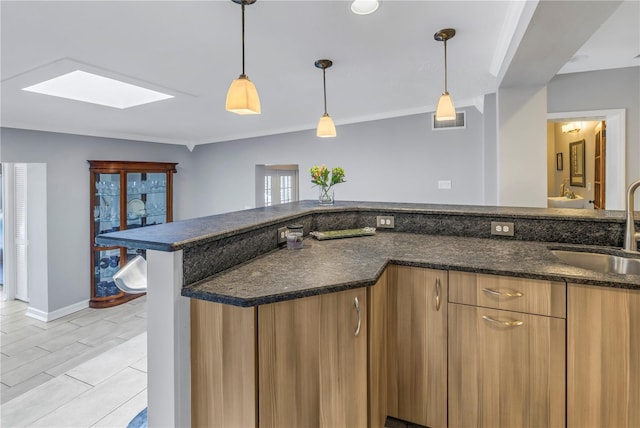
(435, 278), (442, 312)
(482, 287), (523, 298)
(482, 315), (524, 327)
(354, 297), (361, 337)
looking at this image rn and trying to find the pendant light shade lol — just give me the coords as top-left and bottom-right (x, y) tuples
(434, 28), (456, 121)
(436, 92), (456, 121)
(317, 113), (336, 138)
(226, 0), (261, 115)
(226, 75), (261, 114)
(315, 59), (336, 138)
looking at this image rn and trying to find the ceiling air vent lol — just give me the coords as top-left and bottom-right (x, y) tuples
(431, 111), (466, 130)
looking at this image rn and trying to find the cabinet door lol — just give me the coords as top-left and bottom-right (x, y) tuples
(91, 172), (125, 305)
(568, 284), (640, 427)
(190, 299), (257, 428)
(448, 303), (566, 428)
(259, 288), (367, 428)
(387, 265), (447, 428)
(368, 271), (388, 428)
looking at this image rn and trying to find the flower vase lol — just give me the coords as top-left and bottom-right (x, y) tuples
(319, 186), (334, 205)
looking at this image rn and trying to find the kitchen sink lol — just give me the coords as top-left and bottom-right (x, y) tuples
(551, 249), (640, 275)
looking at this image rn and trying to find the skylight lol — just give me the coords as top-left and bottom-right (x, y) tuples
(22, 70), (174, 109)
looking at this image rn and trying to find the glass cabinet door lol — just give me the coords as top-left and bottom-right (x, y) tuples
(94, 173), (121, 236)
(126, 172), (168, 230)
(93, 247), (122, 298)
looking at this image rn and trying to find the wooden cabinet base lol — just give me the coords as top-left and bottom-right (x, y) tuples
(568, 284), (640, 427)
(190, 299), (258, 428)
(387, 265), (448, 428)
(89, 291), (144, 308)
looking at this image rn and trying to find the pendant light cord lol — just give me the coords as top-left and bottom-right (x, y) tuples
(241, 2), (246, 76)
(443, 38), (448, 93)
(322, 68), (328, 115)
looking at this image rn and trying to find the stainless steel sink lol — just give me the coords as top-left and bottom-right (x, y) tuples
(551, 249), (640, 275)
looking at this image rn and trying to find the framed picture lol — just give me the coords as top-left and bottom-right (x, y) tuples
(569, 139), (585, 187)
(556, 153), (563, 171)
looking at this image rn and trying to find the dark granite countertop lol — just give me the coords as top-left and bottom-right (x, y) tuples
(95, 200), (632, 252)
(182, 232), (640, 307)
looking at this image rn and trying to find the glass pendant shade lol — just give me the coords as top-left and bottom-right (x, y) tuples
(317, 113), (336, 138)
(435, 91), (455, 121)
(226, 74), (261, 115)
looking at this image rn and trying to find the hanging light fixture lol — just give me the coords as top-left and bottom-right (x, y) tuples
(226, 0), (261, 115)
(434, 28), (456, 121)
(315, 59), (336, 138)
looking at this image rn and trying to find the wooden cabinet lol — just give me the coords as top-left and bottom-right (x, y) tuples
(368, 269), (388, 428)
(387, 265), (448, 428)
(448, 272), (566, 428)
(567, 284), (640, 427)
(190, 299), (257, 428)
(258, 287), (368, 427)
(89, 160), (176, 308)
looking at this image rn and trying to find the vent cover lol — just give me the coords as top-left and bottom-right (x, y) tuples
(431, 111), (466, 130)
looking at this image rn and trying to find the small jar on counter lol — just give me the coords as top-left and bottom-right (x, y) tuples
(286, 224), (304, 250)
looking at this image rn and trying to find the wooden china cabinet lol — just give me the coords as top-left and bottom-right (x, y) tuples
(89, 160), (177, 308)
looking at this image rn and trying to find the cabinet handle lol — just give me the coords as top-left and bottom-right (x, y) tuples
(482, 287), (523, 298)
(482, 315), (524, 327)
(354, 297), (361, 337)
(435, 278), (442, 311)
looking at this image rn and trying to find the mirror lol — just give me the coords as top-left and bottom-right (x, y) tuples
(569, 139), (586, 187)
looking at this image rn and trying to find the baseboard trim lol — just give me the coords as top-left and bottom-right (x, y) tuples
(26, 299), (89, 322)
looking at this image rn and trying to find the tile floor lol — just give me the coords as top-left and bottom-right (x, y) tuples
(1, 296), (147, 428)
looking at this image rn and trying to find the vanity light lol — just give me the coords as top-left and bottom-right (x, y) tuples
(351, 0), (379, 15)
(315, 59), (336, 138)
(434, 28), (456, 121)
(562, 122), (582, 133)
(226, 0), (261, 115)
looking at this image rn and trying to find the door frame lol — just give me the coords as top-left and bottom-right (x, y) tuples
(548, 109), (625, 210)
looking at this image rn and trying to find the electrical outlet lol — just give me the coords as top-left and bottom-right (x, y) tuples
(277, 227), (288, 245)
(376, 215), (395, 229)
(491, 221), (515, 237)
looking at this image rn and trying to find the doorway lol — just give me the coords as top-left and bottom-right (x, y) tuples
(2, 162), (48, 306)
(547, 109), (626, 210)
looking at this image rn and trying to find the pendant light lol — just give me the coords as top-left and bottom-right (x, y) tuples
(434, 28), (456, 121)
(315, 59), (336, 138)
(226, 0), (261, 115)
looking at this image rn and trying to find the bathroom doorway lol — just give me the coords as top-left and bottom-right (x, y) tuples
(547, 109), (625, 210)
(547, 120), (602, 209)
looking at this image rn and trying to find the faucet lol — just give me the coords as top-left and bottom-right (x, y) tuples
(623, 178), (640, 252)
(560, 182), (566, 197)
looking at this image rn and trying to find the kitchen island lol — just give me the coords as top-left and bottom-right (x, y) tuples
(97, 201), (640, 427)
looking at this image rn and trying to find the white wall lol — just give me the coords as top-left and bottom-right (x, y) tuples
(0, 128), (195, 315)
(189, 108), (486, 216)
(26, 163), (49, 311)
(497, 85), (549, 207)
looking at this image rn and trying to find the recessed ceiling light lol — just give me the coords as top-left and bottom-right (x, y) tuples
(351, 0), (379, 15)
(22, 70), (174, 109)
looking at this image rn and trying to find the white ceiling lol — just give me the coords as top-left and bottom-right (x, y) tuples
(1, 1), (638, 149)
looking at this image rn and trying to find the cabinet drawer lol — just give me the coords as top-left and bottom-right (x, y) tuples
(449, 271), (566, 318)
